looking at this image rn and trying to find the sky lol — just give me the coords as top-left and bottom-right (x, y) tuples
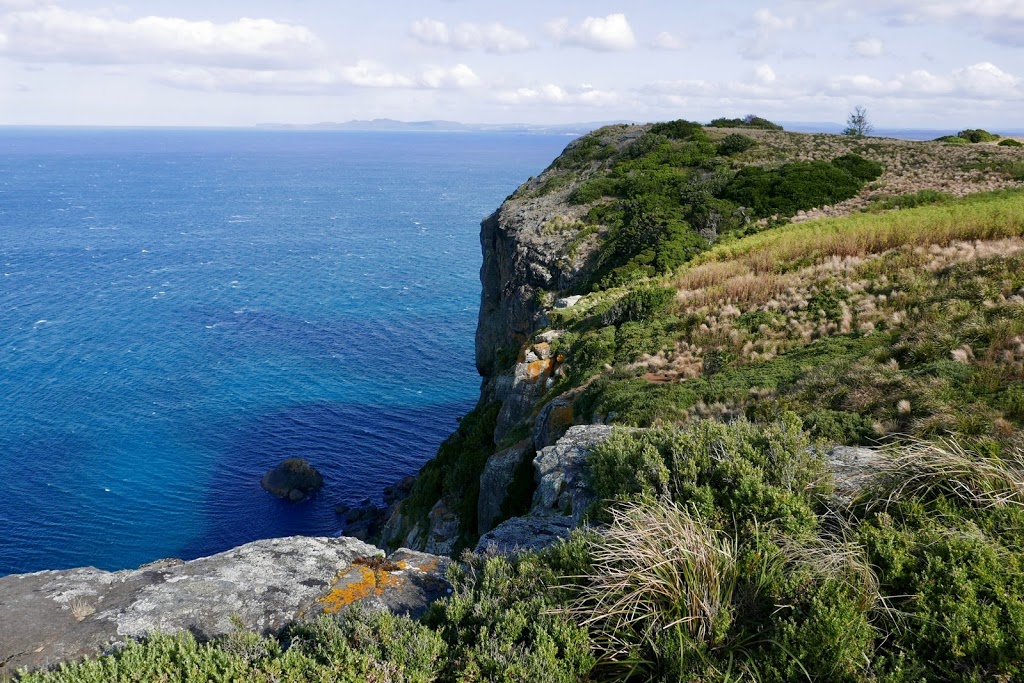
(0, 0), (1022, 128)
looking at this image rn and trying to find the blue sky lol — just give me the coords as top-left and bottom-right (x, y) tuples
(0, 0), (1021, 128)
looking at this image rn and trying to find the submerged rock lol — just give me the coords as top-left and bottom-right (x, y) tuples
(260, 458), (324, 501)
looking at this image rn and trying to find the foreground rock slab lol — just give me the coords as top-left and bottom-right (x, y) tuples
(0, 536), (449, 676)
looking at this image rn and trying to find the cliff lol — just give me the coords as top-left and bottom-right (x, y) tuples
(383, 121), (1024, 554)
(8, 120), (1024, 680)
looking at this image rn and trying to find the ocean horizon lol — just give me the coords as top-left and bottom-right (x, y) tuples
(0, 128), (571, 576)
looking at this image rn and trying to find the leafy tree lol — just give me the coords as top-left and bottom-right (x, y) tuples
(843, 105), (873, 137)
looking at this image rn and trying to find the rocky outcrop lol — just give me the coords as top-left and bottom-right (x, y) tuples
(0, 537), (449, 675)
(477, 440), (534, 535)
(826, 445), (887, 505)
(531, 425), (614, 522)
(261, 458), (324, 501)
(476, 425), (616, 554)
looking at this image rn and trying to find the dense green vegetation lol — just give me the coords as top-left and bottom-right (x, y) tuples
(18, 123), (1024, 683)
(553, 191), (1024, 446)
(999, 138), (1023, 148)
(396, 402), (501, 549)
(707, 114), (783, 130)
(958, 128), (1001, 143)
(562, 120), (882, 291)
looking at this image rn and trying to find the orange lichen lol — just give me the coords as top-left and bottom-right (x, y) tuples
(318, 557), (413, 612)
(532, 342), (551, 359)
(525, 359), (553, 383)
(319, 565), (376, 613)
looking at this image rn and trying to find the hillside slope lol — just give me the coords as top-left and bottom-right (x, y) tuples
(385, 121), (1024, 555)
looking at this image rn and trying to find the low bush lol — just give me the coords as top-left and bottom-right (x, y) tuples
(708, 115), (784, 130)
(716, 133), (757, 156)
(958, 128), (1001, 143)
(399, 401), (500, 548)
(998, 138), (1023, 148)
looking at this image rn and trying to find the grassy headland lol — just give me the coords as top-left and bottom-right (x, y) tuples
(18, 120), (1024, 682)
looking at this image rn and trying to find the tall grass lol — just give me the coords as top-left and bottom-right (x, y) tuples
(567, 500), (739, 676)
(872, 437), (1024, 510)
(674, 190), (1024, 283)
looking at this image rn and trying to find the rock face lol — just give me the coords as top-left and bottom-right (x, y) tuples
(476, 425), (616, 555)
(261, 458), (324, 501)
(531, 425), (615, 522)
(0, 537), (450, 676)
(826, 445), (887, 505)
(477, 440), (534, 535)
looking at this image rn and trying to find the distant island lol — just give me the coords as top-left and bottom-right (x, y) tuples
(257, 117), (1024, 141)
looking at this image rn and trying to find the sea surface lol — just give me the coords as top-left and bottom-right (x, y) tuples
(0, 128), (571, 576)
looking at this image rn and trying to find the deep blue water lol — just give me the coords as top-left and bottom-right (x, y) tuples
(0, 129), (571, 576)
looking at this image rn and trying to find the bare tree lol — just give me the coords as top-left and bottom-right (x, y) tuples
(843, 105), (874, 137)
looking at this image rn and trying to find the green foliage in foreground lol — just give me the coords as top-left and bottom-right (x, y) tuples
(28, 420), (1024, 682)
(999, 138), (1024, 147)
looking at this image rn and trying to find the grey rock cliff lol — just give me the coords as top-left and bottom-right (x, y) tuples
(477, 425), (616, 555)
(0, 536), (450, 676)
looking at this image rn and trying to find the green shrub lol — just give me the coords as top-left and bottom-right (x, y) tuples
(567, 326), (616, 380)
(958, 128), (1001, 143)
(601, 285), (676, 326)
(400, 402), (500, 548)
(831, 153), (883, 181)
(709, 115), (784, 130)
(426, 545), (595, 682)
(716, 133), (757, 156)
(722, 159), (866, 218)
(568, 176), (619, 205)
(870, 189), (952, 211)
(998, 138), (1023, 148)
(934, 134), (969, 144)
(553, 135), (615, 170)
(649, 118), (705, 139)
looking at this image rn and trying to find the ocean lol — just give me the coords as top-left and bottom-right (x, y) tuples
(0, 128), (571, 576)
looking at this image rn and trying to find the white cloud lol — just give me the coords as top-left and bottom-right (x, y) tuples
(155, 61), (480, 95)
(410, 18), (531, 54)
(852, 38), (884, 57)
(420, 63), (480, 88)
(0, 6), (324, 69)
(753, 8), (796, 31)
(827, 62), (1022, 100)
(953, 61), (1020, 96)
(652, 31), (686, 50)
(861, 1), (1024, 46)
(495, 82), (622, 106)
(546, 13), (636, 51)
(754, 64), (777, 84)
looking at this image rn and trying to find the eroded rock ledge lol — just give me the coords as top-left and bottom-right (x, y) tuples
(0, 536), (449, 675)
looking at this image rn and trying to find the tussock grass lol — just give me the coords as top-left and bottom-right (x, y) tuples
(873, 438), (1024, 510)
(568, 500), (738, 662)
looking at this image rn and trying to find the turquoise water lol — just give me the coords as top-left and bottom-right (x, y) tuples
(0, 129), (569, 575)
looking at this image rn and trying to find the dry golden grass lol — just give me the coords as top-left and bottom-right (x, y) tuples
(676, 191), (1024, 282)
